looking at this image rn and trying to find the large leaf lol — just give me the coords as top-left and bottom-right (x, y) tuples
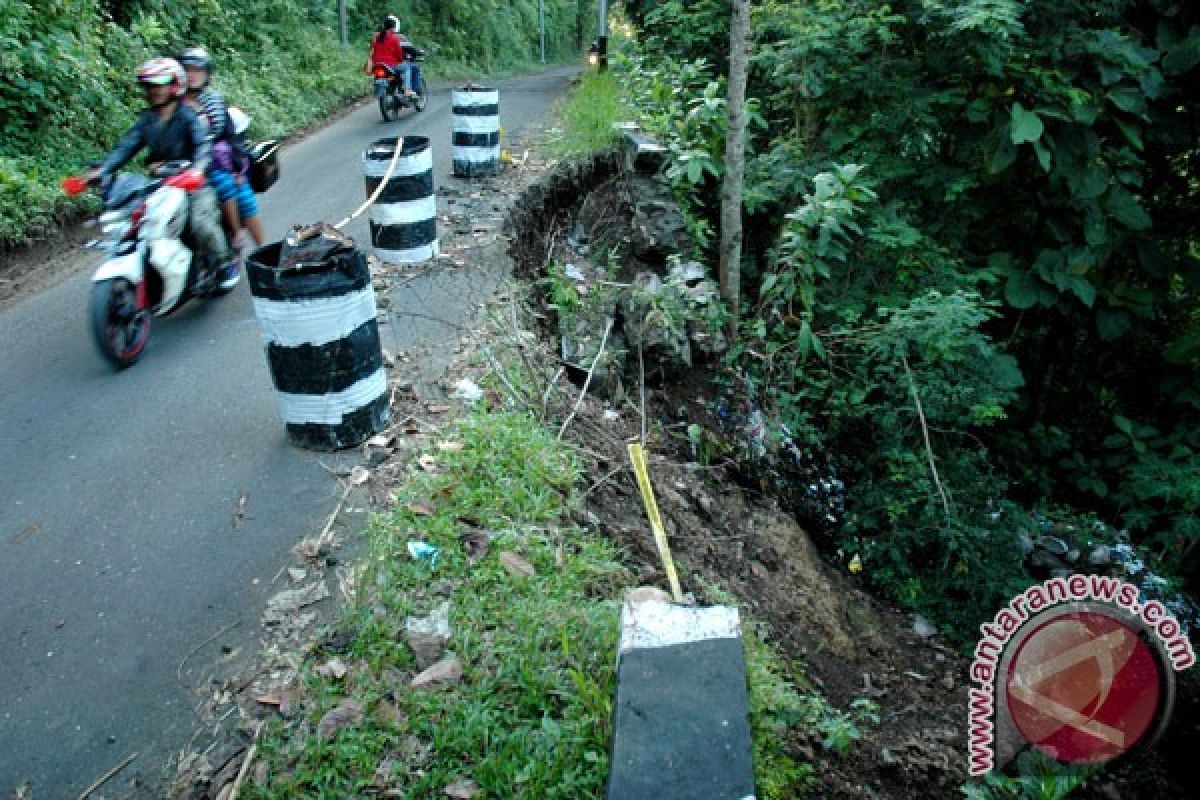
(1163, 27), (1200, 75)
(1106, 85), (1146, 116)
(1005, 271), (1040, 309)
(1009, 102), (1044, 144)
(1105, 186), (1152, 230)
(1096, 309), (1131, 340)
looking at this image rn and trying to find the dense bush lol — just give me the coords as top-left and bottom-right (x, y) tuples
(0, 0), (598, 246)
(619, 0), (1200, 632)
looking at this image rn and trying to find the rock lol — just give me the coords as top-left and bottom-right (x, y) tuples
(411, 654), (463, 688)
(1088, 545), (1113, 567)
(912, 615), (938, 639)
(1037, 536), (1069, 557)
(1017, 533), (1035, 557)
(405, 601), (451, 670)
(880, 747), (900, 768)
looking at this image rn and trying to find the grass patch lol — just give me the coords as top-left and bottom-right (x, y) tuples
(246, 411), (629, 798)
(546, 68), (630, 157)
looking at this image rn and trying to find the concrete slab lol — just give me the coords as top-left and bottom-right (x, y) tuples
(606, 598), (755, 800)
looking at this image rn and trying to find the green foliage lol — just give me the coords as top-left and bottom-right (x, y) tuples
(622, 0), (1200, 632)
(547, 68), (628, 157)
(961, 749), (1095, 799)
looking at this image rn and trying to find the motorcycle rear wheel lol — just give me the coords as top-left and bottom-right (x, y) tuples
(90, 277), (150, 369)
(379, 93), (397, 122)
(414, 76), (428, 112)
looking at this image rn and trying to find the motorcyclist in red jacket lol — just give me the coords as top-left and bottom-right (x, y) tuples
(368, 15), (414, 97)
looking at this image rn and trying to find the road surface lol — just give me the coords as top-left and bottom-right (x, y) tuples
(0, 65), (576, 797)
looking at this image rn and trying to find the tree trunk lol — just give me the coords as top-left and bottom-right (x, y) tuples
(719, 0), (752, 341)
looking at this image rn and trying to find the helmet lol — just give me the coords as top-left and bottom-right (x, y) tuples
(386, 14), (399, 30)
(228, 106), (251, 136)
(179, 46), (213, 73)
(136, 57), (186, 97)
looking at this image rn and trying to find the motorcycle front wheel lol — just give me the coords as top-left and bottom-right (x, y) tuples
(379, 93), (397, 122)
(90, 278), (150, 369)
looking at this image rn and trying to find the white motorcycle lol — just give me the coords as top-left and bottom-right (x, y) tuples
(63, 162), (237, 369)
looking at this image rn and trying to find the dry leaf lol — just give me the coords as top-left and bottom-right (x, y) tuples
(405, 502), (435, 517)
(254, 691), (283, 706)
(316, 658), (349, 679)
(437, 441), (464, 452)
(444, 778), (481, 798)
(459, 530), (490, 565)
(411, 655), (463, 688)
(376, 700), (406, 727)
(317, 698), (364, 739)
(498, 551), (536, 578)
(427, 404), (452, 414)
(350, 466), (371, 485)
(418, 454), (438, 472)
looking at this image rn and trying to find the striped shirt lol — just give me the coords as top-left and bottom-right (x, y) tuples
(194, 87), (229, 140)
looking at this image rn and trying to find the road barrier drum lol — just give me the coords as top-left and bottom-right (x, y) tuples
(247, 240), (390, 450)
(364, 136), (438, 264)
(452, 86), (500, 177)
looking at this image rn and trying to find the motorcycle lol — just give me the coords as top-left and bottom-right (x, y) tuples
(373, 42), (428, 121)
(62, 161), (239, 369)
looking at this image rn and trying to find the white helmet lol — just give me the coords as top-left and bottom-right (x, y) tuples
(228, 106), (251, 135)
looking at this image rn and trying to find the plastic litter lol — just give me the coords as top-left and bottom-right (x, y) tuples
(407, 540), (441, 566)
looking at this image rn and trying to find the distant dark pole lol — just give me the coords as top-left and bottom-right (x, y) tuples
(598, 0), (608, 70)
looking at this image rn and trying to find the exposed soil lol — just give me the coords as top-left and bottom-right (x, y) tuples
(507, 147), (1194, 799)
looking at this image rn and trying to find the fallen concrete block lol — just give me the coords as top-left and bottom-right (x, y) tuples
(606, 594), (755, 800)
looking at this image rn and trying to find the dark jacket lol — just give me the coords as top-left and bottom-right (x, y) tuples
(100, 103), (212, 177)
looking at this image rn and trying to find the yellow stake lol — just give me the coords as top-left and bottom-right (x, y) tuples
(627, 442), (684, 602)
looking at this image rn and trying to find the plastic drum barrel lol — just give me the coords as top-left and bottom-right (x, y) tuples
(364, 136), (438, 264)
(452, 86), (500, 177)
(246, 241), (390, 450)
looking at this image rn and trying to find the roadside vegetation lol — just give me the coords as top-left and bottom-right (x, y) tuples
(0, 0), (600, 246)
(244, 407), (817, 798)
(613, 0), (1200, 641)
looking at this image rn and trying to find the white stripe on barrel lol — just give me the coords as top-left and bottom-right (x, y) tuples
(275, 368), (388, 426)
(252, 287), (377, 348)
(452, 86), (500, 177)
(364, 136), (438, 264)
(245, 242), (391, 451)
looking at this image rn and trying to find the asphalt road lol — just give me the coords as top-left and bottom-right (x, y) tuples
(0, 65), (576, 797)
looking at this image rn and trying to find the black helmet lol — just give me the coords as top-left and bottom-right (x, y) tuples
(180, 46), (213, 73)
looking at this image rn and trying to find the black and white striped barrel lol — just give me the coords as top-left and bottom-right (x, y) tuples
(452, 86), (500, 177)
(246, 241), (390, 451)
(364, 136), (438, 264)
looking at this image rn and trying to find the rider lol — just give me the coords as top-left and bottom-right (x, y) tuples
(368, 15), (414, 97)
(180, 46), (264, 260)
(88, 58), (235, 287)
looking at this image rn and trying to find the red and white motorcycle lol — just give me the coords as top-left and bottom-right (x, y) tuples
(63, 161), (237, 369)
